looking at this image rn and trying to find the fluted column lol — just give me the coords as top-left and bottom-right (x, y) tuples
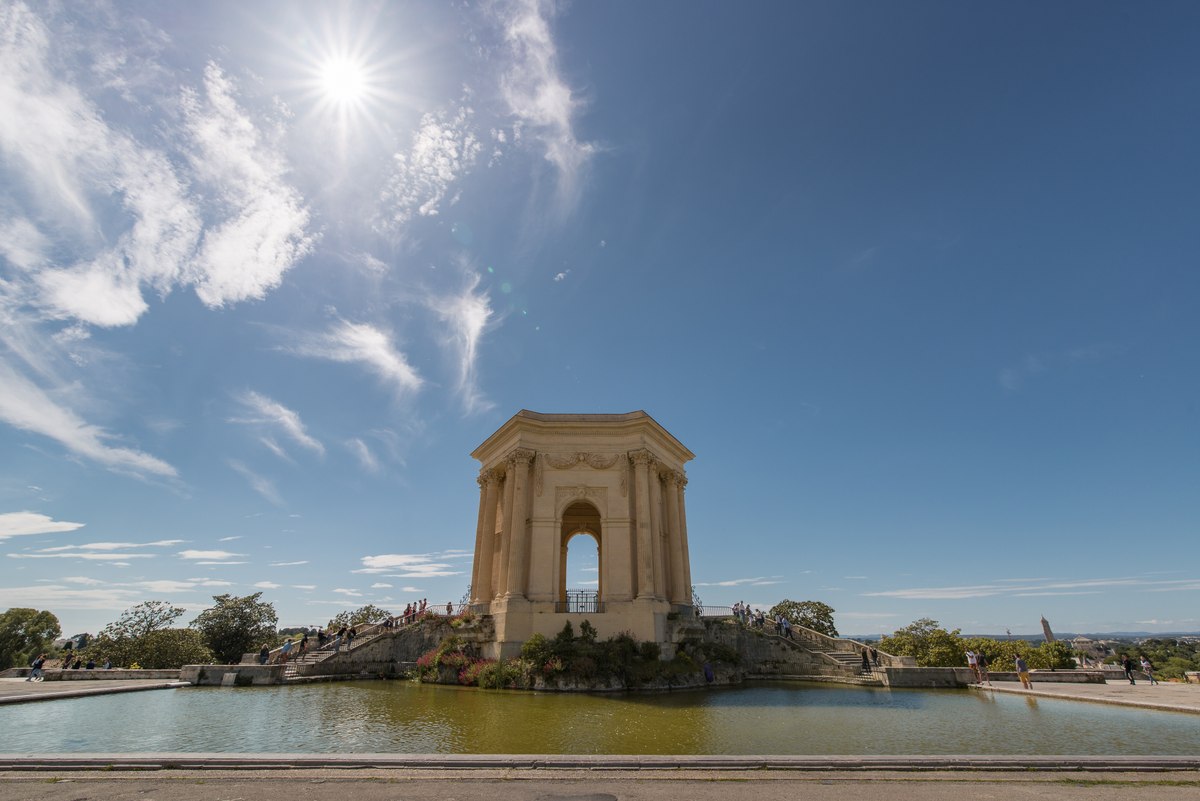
(503, 448), (535, 598)
(631, 449), (655, 599)
(676, 473), (692, 596)
(473, 470), (500, 604)
(664, 470), (686, 604)
(649, 465), (666, 600)
(495, 467), (515, 599)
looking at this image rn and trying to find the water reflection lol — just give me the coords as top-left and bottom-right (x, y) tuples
(1, 681), (1197, 755)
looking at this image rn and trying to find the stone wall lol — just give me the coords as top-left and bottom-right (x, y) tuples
(298, 618), (495, 678)
(674, 619), (845, 678)
(180, 664), (283, 686)
(2, 668), (181, 681)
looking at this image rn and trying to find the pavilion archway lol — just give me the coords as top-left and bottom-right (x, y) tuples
(559, 500), (602, 612)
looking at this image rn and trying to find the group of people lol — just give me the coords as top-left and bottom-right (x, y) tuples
(1121, 655), (1159, 685)
(258, 602), (465, 665)
(25, 653), (112, 679)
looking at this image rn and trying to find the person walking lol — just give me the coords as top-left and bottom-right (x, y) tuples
(977, 652), (992, 686)
(26, 653), (46, 681)
(1015, 655), (1032, 689)
(278, 638), (294, 664)
(1140, 656), (1158, 685)
(1121, 655), (1136, 684)
(861, 648), (871, 673)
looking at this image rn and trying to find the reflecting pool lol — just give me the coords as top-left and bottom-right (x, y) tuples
(2, 681), (1197, 754)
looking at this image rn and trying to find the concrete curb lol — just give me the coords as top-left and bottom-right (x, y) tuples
(0, 681), (189, 706)
(0, 754), (1197, 772)
(972, 683), (1200, 715)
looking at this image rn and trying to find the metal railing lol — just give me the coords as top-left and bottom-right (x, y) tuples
(555, 590), (604, 614)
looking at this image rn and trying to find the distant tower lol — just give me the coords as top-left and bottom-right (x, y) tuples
(1041, 615), (1056, 642)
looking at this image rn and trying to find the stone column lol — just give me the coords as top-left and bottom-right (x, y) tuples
(664, 470), (686, 604)
(630, 449), (656, 599)
(495, 467), (515, 599)
(503, 448), (534, 599)
(649, 465), (666, 600)
(473, 470), (500, 604)
(676, 473), (692, 596)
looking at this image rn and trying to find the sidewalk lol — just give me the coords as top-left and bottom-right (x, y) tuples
(0, 677), (189, 706)
(972, 679), (1200, 714)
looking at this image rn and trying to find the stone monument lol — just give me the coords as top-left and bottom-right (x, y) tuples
(468, 411), (695, 658)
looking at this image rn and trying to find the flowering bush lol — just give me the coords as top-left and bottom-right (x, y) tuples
(542, 656), (564, 676)
(458, 658), (495, 685)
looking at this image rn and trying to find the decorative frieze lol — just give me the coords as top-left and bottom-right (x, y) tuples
(536, 451), (628, 496)
(555, 485), (608, 505)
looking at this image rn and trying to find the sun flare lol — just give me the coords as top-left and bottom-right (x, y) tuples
(318, 57), (367, 105)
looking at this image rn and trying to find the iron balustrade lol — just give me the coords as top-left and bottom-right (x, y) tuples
(555, 589), (604, 613)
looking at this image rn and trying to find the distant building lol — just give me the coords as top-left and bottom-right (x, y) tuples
(1041, 616), (1055, 642)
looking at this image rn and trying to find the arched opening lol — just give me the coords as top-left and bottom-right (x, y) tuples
(559, 500), (603, 612)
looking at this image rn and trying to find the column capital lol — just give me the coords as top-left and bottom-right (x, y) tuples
(478, 467), (502, 487)
(629, 448), (655, 468)
(505, 447), (536, 466)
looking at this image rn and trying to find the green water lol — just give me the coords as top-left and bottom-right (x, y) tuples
(2, 681), (1197, 754)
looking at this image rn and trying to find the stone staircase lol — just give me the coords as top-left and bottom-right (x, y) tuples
(280, 619), (410, 680)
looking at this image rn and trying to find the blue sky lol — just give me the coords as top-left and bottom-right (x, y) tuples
(2, 0), (1198, 639)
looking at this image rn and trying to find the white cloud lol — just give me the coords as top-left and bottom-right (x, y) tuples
(354, 552), (464, 577)
(371, 582), (393, 589)
(379, 103), (481, 229)
(0, 511), (85, 539)
(8, 551), (154, 561)
(430, 274), (494, 414)
(254, 581), (282, 589)
(496, 0), (595, 201)
(218, 536), (242, 542)
(694, 576), (783, 588)
(181, 63), (314, 307)
(333, 588), (363, 597)
(292, 584), (316, 590)
(269, 560), (308, 567)
(865, 576), (1200, 600)
(346, 438), (380, 473)
(36, 540), (181, 552)
(228, 460), (283, 506)
(0, 357), (177, 477)
(60, 576), (104, 585)
(231, 390), (324, 457)
(178, 549), (243, 560)
(287, 320), (422, 396)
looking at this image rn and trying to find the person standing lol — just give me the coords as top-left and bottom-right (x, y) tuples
(258, 644), (270, 665)
(346, 626), (357, 649)
(965, 650), (980, 684)
(278, 638), (294, 664)
(977, 652), (992, 686)
(1015, 655), (1032, 689)
(299, 632), (309, 656)
(861, 648), (871, 673)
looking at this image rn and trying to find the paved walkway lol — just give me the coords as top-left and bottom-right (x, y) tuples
(0, 767), (1198, 801)
(0, 677), (189, 706)
(972, 679), (1200, 714)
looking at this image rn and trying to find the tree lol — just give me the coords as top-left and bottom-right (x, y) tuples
(327, 604), (392, 630)
(191, 593), (277, 664)
(879, 618), (965, 667)
(767, 600), (839, 637)
(86, 629), (213, 669)
(101, 601), (185, 640)
(84, 601), (211, 668)
(0, 608), (61, 669)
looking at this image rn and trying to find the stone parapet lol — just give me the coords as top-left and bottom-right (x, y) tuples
(2, 668), (181, 681)
(179, 664), (283, 686)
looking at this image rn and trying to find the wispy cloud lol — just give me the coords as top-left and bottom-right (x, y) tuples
(178, 549), (244, 561)
(0, 357), (177, 477)
(286, 320), (422, 397)
(378, 102), (481, 229)
(231, 390), (324, 457)
(181, 62), (315, 307)
(429, 274), (494, 414)
(269, 560), (308, 567)
(999, 344), (1124, 392)
(0, 511), (85, 540)
(866, 576), (1200, 600)
(496, 0), (595, 202)
(353, 551), (465, 577)
(254, 581), (281, 589)
(695, 576), (784, 587)
(228, 460), (283, 506)
(346, 438), (380, 473)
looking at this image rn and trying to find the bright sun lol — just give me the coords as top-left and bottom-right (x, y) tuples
(318, 57), (367, 105)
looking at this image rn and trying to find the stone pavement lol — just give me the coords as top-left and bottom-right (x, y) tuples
(0, 677), (189, 705)
(0, 767), (1198, 801)
(972, 679), (1200, 714)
